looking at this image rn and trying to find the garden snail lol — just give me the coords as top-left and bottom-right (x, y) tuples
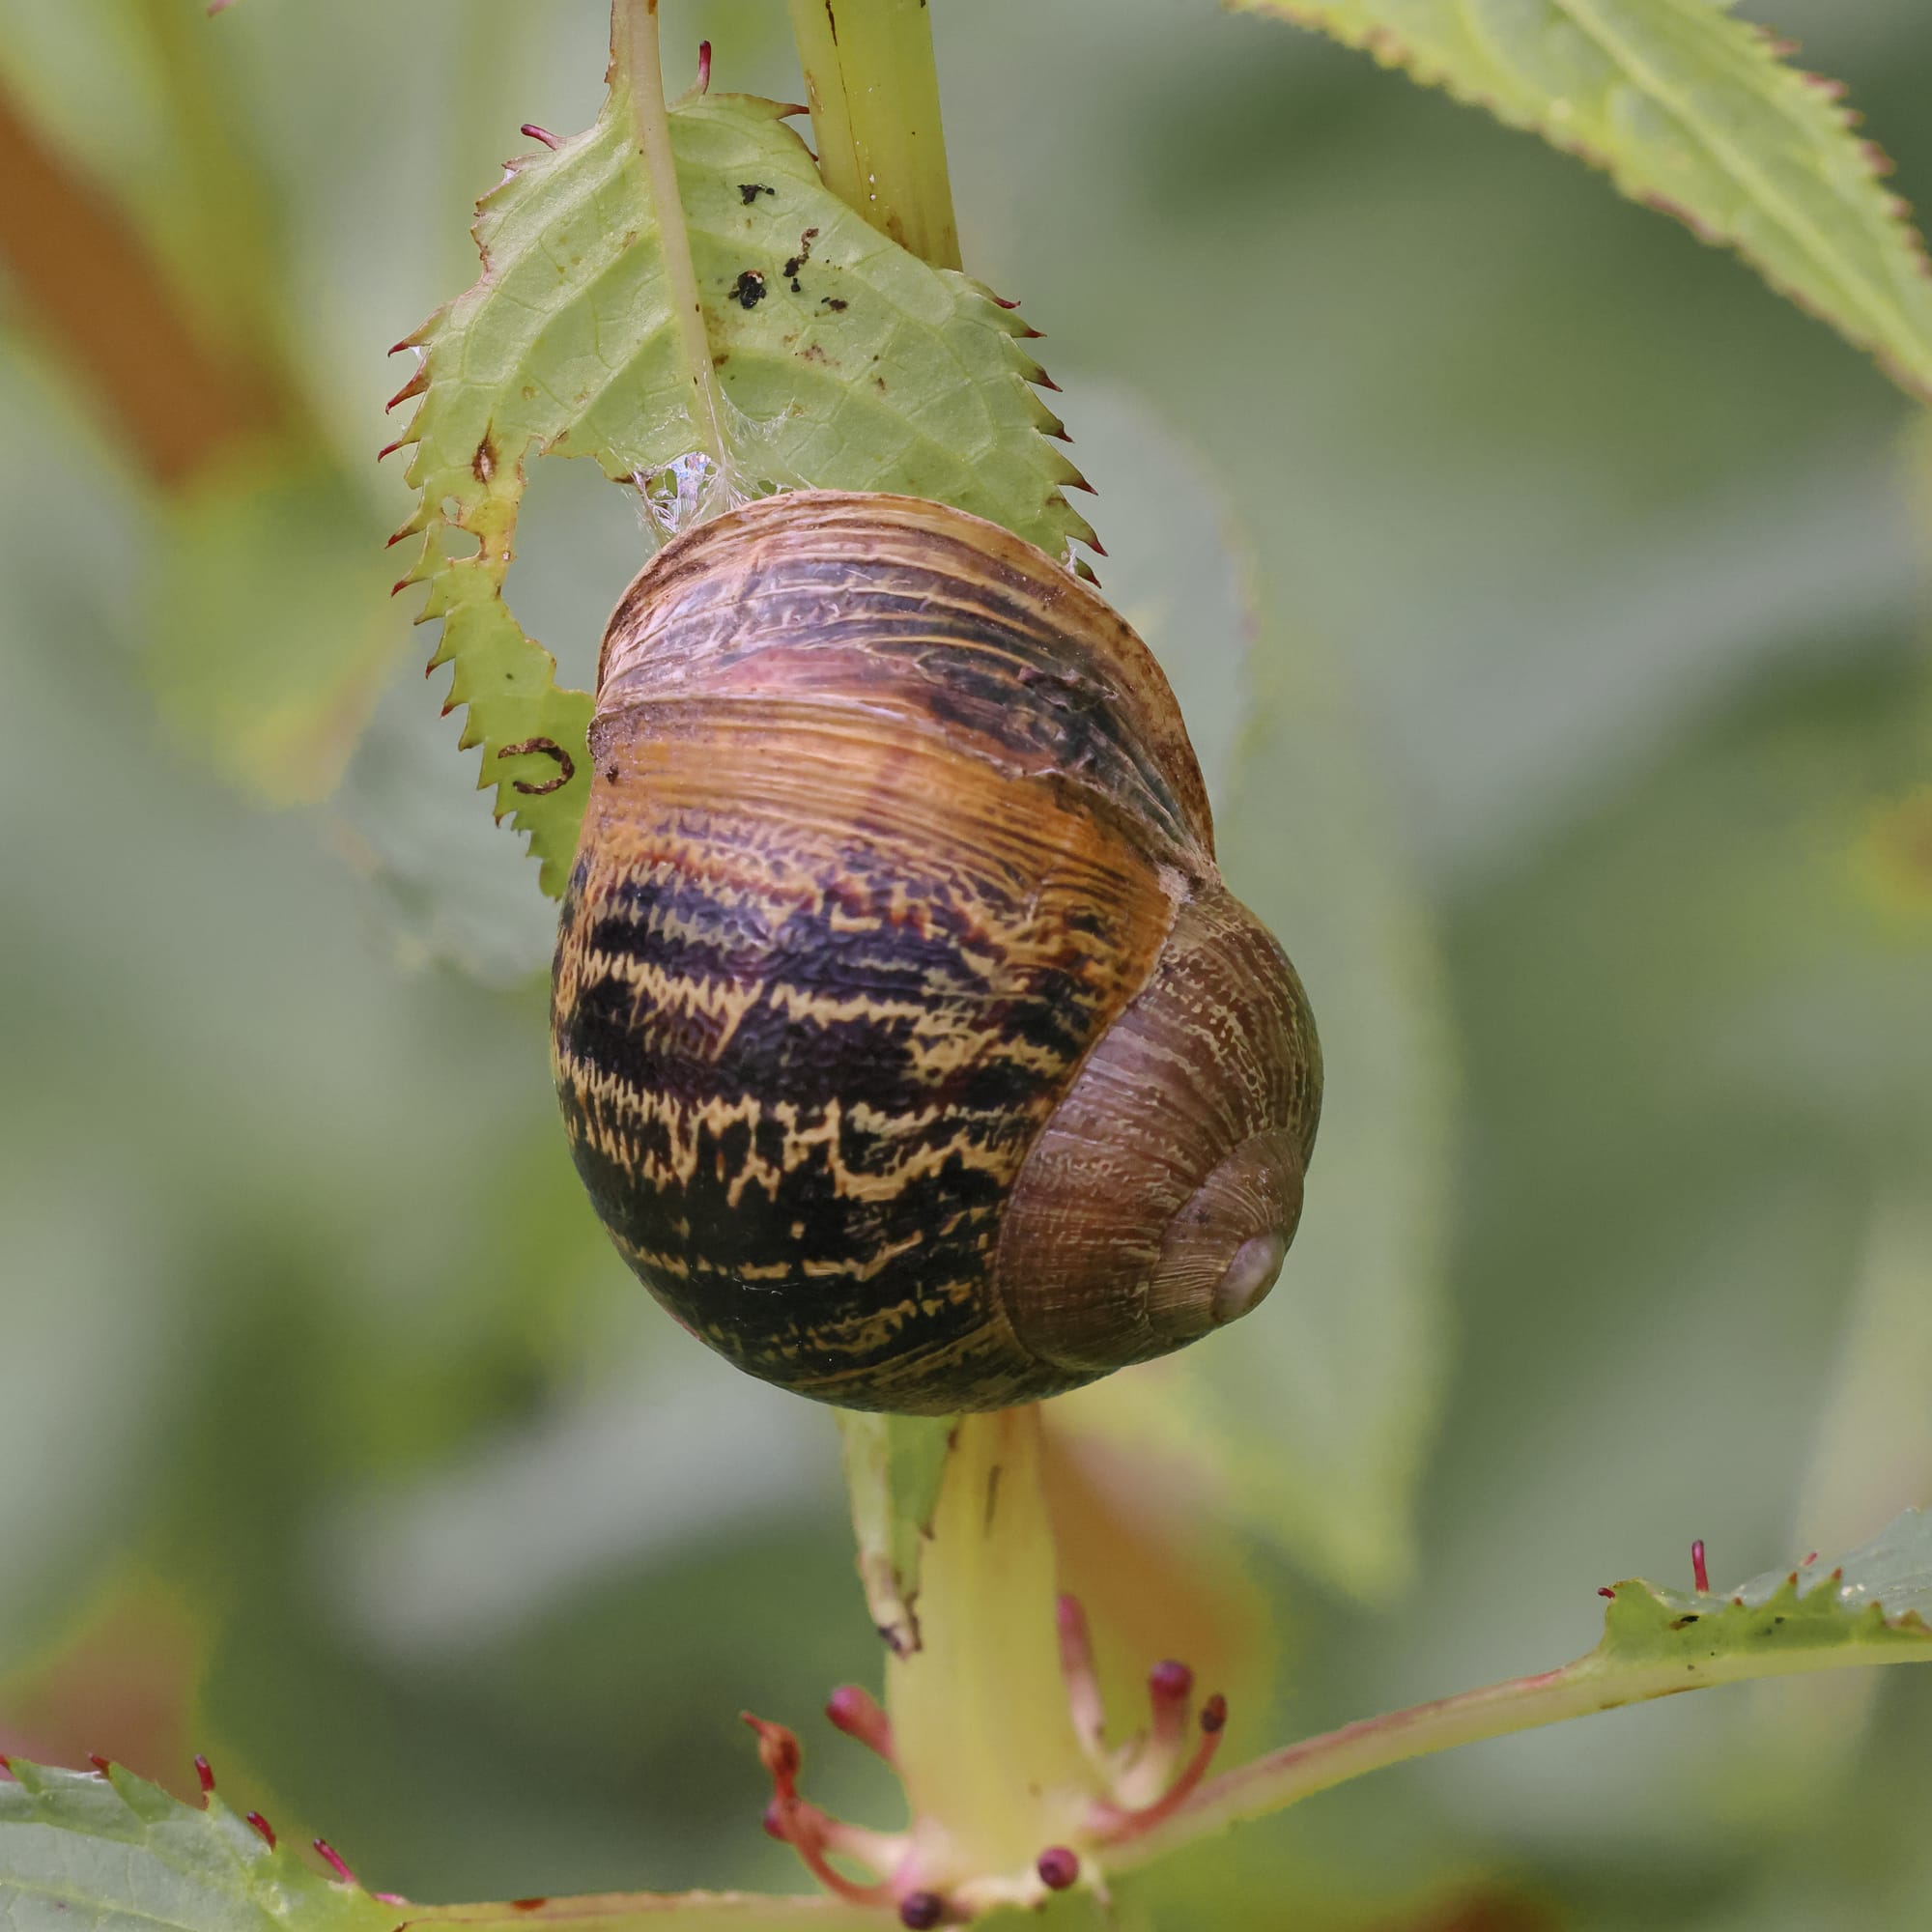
(552, 491), (1321, 1413)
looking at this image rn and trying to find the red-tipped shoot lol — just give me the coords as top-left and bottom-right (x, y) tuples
(88, 1755), (112, 1777)
(386, 369), (429, 412)
(520, 124), (560, 149)
(1037, 1846), (1080, 1890)
(743, 1715), (892, 1911)
(825, 1685), (895, 1764)
(1091, 1693), (1229, 1846)
(314, 1839), (359, 1887)
(696, 42), (712, 94)
(1055, 1593), (1106, 1755)
(376, 439), (407, 464)
(245, 1811), (278, 1850)
(743, 1715), (802, 1794)
(1148, 1660), (1194, 1748)
(1691, 1540), (1710, 1594)
(193, 1755), (215, 1799)
(1598, 1586), (1616, 1600)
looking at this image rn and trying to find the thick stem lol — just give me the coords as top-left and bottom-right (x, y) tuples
(611, 0), (729, 477)
(785, 0), (963, 270)
(884, 1409), (1097, 1883)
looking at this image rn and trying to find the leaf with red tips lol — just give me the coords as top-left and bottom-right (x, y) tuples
(1597, 1509), (1932, 1666)
(0, 1756), (392, 1932)
(0, 1757), (883, 1928)
(396, 85), (1092, 896)
(1100, 1513), (1932, 1872)
(1232, 0), (1932, 402)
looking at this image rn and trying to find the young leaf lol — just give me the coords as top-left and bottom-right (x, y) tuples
(0, 1758), (391, 1932)
(1111, 1508), (1932, 1866)
(836, 1411), (957, 1656)
(0, 1759), (880, 1930)
(391, 89), (1086, 895)
(1598, 1508), (1931, 1666)
(1234, 0), (1932, 402)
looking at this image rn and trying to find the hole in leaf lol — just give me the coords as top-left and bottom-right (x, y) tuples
(504, 454), (659, 692)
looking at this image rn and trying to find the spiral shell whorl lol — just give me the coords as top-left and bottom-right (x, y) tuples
(552, 491), (1317, 1411)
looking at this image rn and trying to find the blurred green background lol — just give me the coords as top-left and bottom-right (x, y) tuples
(3, 3), (1930, 1928)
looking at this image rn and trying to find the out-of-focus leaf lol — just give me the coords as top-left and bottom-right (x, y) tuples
(0, 1758), (392, 1932)
(835, 1412), (954, 1657)
(1233, 0), (1932, 402)
(391, 87), (1087, 895)
(1043, 381), (1255, 808)
(0, 1577), (201, 1803)
(1760, 1186), (1932, 1768)
(152, 456), (401, 803)
(1038, 1419), (1277, 1766)
(323, 1350), (837, 1662)
(1048, 393), (1451, 1600)
(0, 1161), (187, 1674)
(0, 74), (285, 486)
(1398, 640), (1932, 1854)
(0, 71), (398, 808)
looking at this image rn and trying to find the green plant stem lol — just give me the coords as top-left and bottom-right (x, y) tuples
(408, 1893), (871, 1926)
(611, 0), (729, 477)
(785, 0), (962, 270)
(884, 1408), (1097, 1883)
(1106, 1616), (1932, 1872)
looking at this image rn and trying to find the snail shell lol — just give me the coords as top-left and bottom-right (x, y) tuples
(552, 491), (1320, 1413)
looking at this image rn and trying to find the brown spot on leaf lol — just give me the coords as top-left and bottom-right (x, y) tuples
(781, 227), (820, 280)
(732, 270), (766, 309)
(738, 183), (775, 206)
(497, 737), (575, 795)
(471, 431), (497, 483)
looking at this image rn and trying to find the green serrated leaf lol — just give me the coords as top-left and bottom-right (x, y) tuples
(0, 1762), (880, 1931)
(1597, 1508), (1932, 1670)
(393, 88), (1088, 895)
(1117, 1508), (1932, 1861)
(1236, 0), (1932, 402)
(0, 1759), (391, 1932)
(835, 1410), (957, 1656)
